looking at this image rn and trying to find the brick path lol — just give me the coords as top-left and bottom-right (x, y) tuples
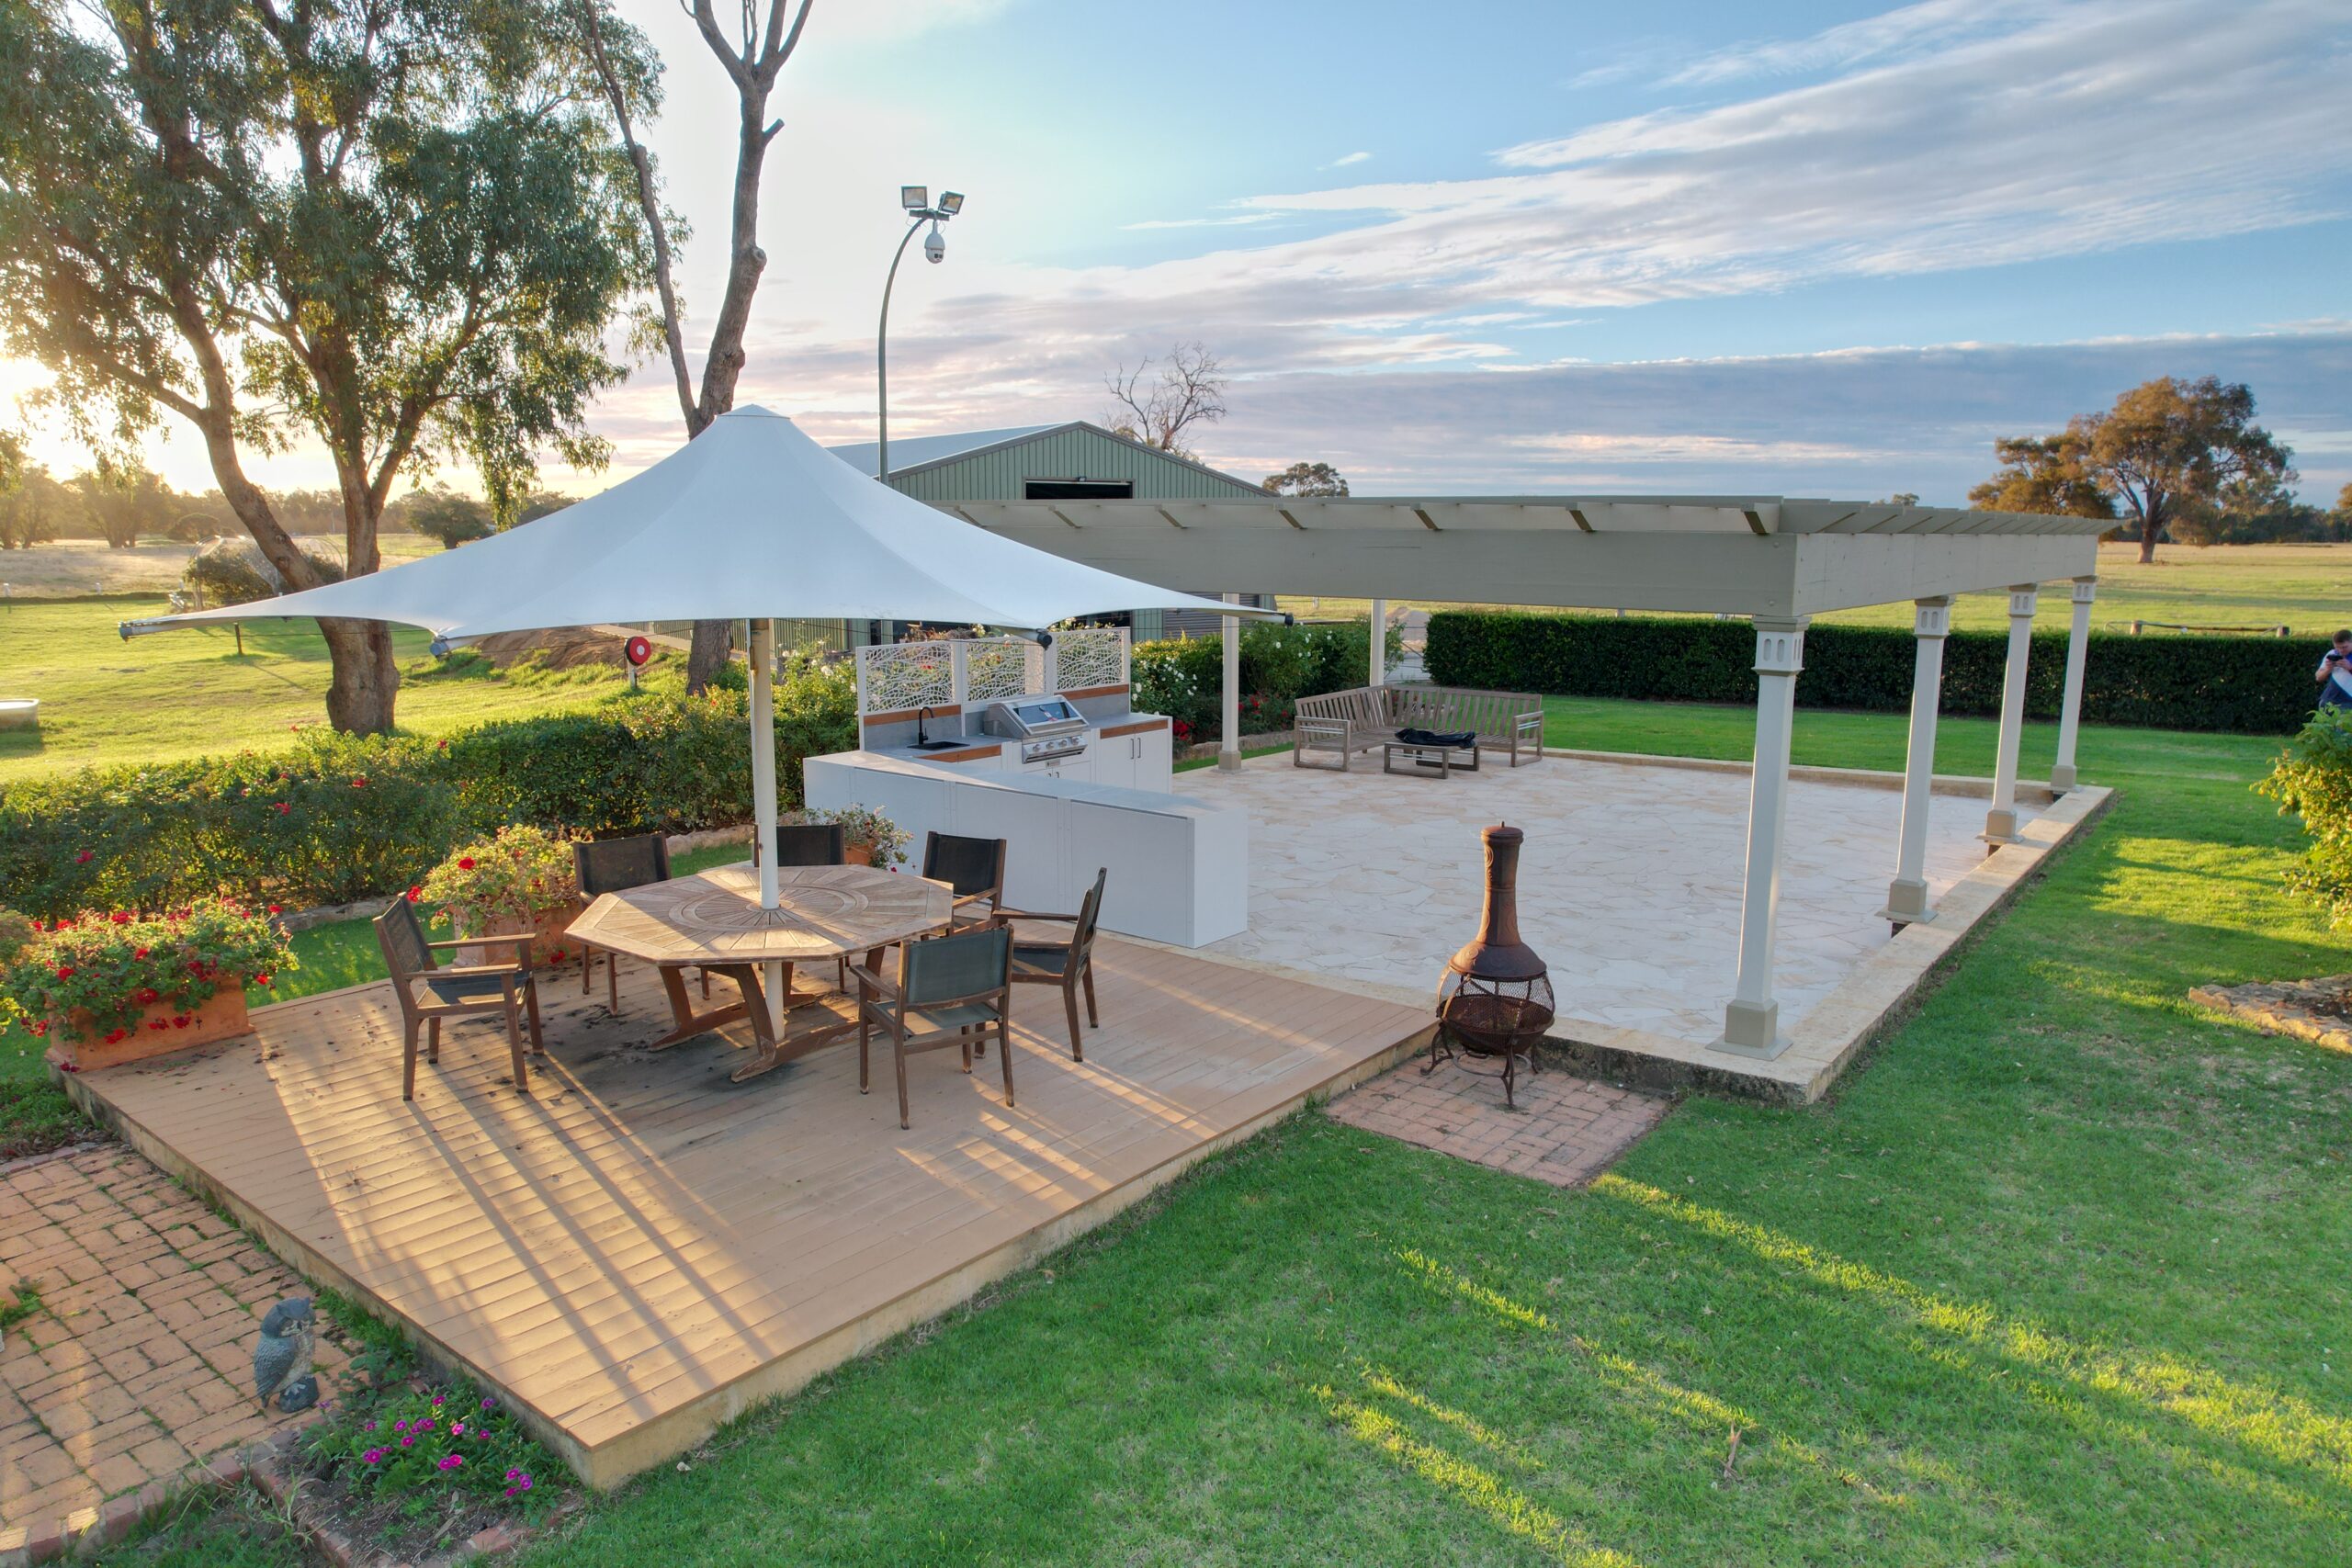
(1329, 1050), (1670, 1186)
(0, 1144), (345, 1544)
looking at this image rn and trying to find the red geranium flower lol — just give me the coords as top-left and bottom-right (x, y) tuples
(277, 802), (291, 816)
(55, 965), (74, 980)
(458, 857), (476, 871)
(135, 987), (159, 1005)
(75, 850), (93, 863)
(110, 911), (132, 924)
(267, 905), (283, 915)
(407, 886), (424, 902)
(134, 947), (150, 960)
(149, 1019), (169, 1032)
(351, 776), (368, 788)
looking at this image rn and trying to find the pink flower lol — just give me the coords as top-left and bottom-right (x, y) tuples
(363, 1421), (377, 1432)
(362, 1448), (385, 1464)
(437, 1454), (462, 1472)
(416, 1417), (435, 1432)
(400, 1435), (414, 1448)
(481, 1397), (495, 1409)
(450, 1420), (466, 1437)
(393, 1420), (408, 1432)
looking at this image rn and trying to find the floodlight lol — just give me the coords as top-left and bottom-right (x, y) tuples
(923, 223), (944, 264)
(899, 185), (928, 212)
(938, 190), (965, 217)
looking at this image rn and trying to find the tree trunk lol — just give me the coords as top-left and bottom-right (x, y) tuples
(2137, 509), (2159, 564)
(319, 617), (401, 734)
(687, 619), (733, 690)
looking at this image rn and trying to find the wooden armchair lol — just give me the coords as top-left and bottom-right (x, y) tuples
(375, 899), (544, 1100)
(851, 924), (1014, 1130)
(575, 834), (700, 1016)
(1002, 867), (1107, 1061)
(921, 831), (1008, 930)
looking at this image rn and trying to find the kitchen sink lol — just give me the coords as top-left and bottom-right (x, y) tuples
(910, 738), (970, 751)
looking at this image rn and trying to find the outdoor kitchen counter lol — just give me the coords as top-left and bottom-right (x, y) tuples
(803, 748), (1246, 948)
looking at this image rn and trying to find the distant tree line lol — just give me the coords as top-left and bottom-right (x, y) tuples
(0, 457), (570, 552)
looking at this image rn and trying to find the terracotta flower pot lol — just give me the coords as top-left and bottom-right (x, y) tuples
(454, 904), (582, 970)
(51, 981), (253, 1073)
(843, 843), (875, 867)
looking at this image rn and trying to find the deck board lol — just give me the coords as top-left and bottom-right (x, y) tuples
(66, 936), (1428, 1485)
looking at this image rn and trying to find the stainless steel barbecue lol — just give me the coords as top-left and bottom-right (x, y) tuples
(980, 696), (1089, 766)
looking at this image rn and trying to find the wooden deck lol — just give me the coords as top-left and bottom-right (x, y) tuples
(62, 938), (1430, 1487)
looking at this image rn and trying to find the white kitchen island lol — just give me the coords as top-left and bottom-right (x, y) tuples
(802, 749), (1248, 947)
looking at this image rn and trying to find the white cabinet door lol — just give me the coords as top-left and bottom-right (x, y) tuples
(1136, 726), (1172, 793)
(1091, 737), (1136, 791)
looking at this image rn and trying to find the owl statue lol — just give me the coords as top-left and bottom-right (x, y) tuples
(253, 1297), (319, 1413)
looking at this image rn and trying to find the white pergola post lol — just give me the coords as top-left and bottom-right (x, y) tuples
(1882, 597), (1951, 929)
(746, 616), (786, 1036)
(1983, 585), (2039, 845)
(2050, 576), (2096, 793)
(1218, 592), (1241, 772)
(1722, 615), (1807, 1056)
(1368, 597), (1387, 687)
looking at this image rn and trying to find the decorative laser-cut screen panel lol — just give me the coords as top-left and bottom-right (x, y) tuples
(857, 641), (953, 715)
(1054, 628), (1128, 692)
(959, 639), (1039, 703)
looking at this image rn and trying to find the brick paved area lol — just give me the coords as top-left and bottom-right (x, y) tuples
(1329, 1051), (1670, 1186)
(0, 1144), (345, 1541)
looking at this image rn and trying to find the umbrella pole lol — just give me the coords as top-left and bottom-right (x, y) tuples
(748, 617), (786, 1037)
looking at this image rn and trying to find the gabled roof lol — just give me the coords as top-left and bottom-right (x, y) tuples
(825, 424), (1061, 479)
(827, 420), (1268, 493)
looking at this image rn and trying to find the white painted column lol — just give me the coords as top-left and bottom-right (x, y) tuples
(747, 617), (786, 1035)
(1983, 584), (2039, 845)
(1217, 592), (1241, 772)
(2050, 576), (2096, 792)
(1722, 615), (1807, 1056)
(1368, 597), (1387, 687)
(1882, 597), (1951, 929)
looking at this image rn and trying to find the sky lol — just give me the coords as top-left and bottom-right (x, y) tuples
(8, 0), (2350, 506)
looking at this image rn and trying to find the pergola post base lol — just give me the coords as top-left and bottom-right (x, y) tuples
(1717, 998), (1786, 1058)
(1979, 807), (2025, 848)
(2049, 761), (2079, 793)
(1879, 874), (1934, 931)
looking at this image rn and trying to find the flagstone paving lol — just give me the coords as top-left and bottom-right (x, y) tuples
(1184, 752), (2016, 1044)
(0, 1142), (346, 1547)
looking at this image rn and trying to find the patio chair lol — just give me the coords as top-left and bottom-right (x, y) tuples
(574, 834), (706, 1015)
(922, 831), (1008, 930)
(851, 924), (1014, 1130)
(771, 820), (846, 867)
(375, 899), (544, 1100)
(1003, 867), (1107, 1062)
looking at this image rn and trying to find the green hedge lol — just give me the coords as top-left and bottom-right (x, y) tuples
(0, 663), (855, 922)
(1424, 612), (2321, 734)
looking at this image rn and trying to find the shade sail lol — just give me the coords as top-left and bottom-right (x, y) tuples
(129, 406), (1260, 640)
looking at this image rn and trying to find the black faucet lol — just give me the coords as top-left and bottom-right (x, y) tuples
(916, 705), (933, 747)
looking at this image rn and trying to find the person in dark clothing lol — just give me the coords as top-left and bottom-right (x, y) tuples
(2316, 629), (2352, 709)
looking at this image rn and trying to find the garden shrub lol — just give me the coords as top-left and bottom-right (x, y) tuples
(181, 536), (347, 607)
(1424, 611), (2323, 735)
(2257, 706), (2352, 927)
(0, 657), (859, 921)
(1132, 621), (1389, 744)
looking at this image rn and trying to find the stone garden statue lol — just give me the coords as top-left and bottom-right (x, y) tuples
(253, 1297), (319, 1413)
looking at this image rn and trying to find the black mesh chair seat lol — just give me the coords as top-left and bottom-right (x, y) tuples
(1010, 944), (1070, 977)
(424, 974), (519, 1007)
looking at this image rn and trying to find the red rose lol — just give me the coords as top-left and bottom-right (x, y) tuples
(351, 777), (368, 788)
(75, 850), (93, 863)
(277, 803), (291, 816)
(173, 1017), (189, 1029)
(458, 857), (476, 871)
(110, 911), (132, 924)
(407, 886), (424, 902)
(134, 947), (149, 960)
(55, 965), (74, 980)
(255, 974), (273, 987)
(136, 987), (159, 1005)
(267, 905), (283, 915)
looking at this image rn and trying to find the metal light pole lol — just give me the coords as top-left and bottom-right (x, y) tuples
(876, 185), (964, 488)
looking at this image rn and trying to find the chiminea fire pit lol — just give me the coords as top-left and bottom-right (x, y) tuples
(1430, 823), (1555, 1107)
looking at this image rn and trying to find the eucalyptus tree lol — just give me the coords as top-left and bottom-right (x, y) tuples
(0, 0), (652, 732)
(578, 0), (815, 693)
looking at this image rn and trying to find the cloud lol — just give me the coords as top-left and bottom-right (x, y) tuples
(1120, 212), (1281, 231)
(1329, 152), (1372, 167)
(1662, 0), (2046, 87)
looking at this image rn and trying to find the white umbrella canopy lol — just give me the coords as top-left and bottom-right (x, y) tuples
(131, 405), (1251, 640)
(128, 405), (1273, 1034)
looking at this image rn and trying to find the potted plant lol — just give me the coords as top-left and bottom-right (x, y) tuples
(417, 825), (582, 968)
(789, 806), (910, 868)
(0, 899), (294, 1071)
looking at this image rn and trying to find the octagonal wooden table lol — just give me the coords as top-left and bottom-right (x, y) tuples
(567, 863), (953, 1083)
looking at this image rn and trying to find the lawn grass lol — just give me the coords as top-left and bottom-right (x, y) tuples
(1284, 539), (2352, 637)
(0, 592), (650, 782)
(474, 706), (2349, 1566)
(33, 703), (2352, 1564)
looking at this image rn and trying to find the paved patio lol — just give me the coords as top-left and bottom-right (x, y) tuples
(0, 1145), (345, 1546)
(1329, 1056), (1668, 1188)
(1182, 750), (2018, 1044)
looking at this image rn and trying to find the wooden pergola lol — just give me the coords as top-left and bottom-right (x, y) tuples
(957, 494), (2114, 1057)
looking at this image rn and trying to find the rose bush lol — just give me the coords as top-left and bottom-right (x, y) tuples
(418, 826), (579, 939)
(0, 898), (293, 1043)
